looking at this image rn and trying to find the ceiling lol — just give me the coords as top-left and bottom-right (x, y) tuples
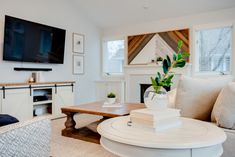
(73, 0), (235, 29)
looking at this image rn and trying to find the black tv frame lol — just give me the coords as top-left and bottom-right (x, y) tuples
(3, 15), (66, 64)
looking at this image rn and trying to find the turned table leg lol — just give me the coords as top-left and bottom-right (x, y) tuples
(62, 112), (76, 136)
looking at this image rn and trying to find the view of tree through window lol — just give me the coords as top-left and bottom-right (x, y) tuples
(197, 26), (232, 73)
(103, 39), (124, 74)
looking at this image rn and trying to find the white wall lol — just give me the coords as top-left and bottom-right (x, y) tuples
(102, 7), (235, 76)
(101, 7), (235, 102)
(0, 0), (101, 104)
(102, 7), (235, 37)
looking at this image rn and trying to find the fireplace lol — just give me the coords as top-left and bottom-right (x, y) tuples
(140, 84), (151, 103)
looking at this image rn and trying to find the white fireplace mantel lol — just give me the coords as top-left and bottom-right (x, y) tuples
(124, 64), (192, 102)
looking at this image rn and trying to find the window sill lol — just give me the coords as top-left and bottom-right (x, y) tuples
(101, 73), (125, 79)
(193, 72), (232, 77)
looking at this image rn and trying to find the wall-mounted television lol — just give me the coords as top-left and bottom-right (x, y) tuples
(3, 15), (66, 64)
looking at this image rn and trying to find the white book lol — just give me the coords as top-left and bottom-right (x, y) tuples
(130, 116), (180, 127)
(130, 108), (181, 121)
(131, 117), (181, 128)
(131, 118), (182, 132)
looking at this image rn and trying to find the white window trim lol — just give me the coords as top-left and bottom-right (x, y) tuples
(192, 22), (234, 77)
(101, 36), (125, 78)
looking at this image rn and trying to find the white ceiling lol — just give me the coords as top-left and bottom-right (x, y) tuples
(73, 0), (235, 29)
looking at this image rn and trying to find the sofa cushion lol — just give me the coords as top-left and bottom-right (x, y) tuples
(175, 76), (233, 121)
(211, 83), (235, 129)
(167, 88), (177, 108)
(0, 114), (19, 127)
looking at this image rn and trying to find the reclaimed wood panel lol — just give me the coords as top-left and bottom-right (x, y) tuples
(128, 28), (189, 64)
(128, 33), (155, 64)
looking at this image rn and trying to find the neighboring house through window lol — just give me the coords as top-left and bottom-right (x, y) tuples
(195, 25), (232, 74)
(102, 39), (124, 76)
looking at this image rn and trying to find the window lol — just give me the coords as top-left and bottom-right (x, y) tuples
(103, 39), (124, 75)
(195, 25), (232, 74)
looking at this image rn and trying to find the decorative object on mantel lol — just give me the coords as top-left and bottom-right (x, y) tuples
(156, 56), (163, 65)
(144, 40), (190, 110)
(106, 92), (116, 104)
(28, 76), (35, 83)
(72, 33), (84, 54)
(73, 55), (84, 75)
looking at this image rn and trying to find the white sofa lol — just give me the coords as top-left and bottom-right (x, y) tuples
(168, 89), (235, 157)
(221, 128), (235, 157)
(0, 117), (51, 157)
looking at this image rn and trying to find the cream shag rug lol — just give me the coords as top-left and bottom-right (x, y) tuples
(50, 114), (117, 157)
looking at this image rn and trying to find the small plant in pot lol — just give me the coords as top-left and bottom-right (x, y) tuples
(156, 56), (163, 65)
(144, 40), (190, 110)
(107, 92), (116, 104)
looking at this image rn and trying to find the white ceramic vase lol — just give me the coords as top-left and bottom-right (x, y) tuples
(144, 86), (168, 110)
(107, 98), (116, 104)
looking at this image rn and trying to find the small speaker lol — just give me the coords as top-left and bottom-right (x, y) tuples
(14, 67), (52, 71)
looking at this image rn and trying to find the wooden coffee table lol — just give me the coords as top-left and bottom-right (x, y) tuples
(61, 101), (145, 143)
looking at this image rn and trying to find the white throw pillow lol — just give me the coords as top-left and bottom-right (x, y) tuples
(175, 76), (233, 121)
(211, 83), (235, 129)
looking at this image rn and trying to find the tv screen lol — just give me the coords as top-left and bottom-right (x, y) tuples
(3, 15), (66, 64)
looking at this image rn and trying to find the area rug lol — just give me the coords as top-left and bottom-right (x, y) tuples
(50, 114), (117, 157)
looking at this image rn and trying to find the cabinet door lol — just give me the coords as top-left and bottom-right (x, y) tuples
(0, 90), (2, 113)
(2, 88), (32, 121)
(54, 86), (74, 117)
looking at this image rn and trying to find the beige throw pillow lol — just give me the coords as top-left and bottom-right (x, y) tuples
(175, 76), (233, 121)
(211, 83), (235, 129)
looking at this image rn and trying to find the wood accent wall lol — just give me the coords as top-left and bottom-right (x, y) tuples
(128, 33), (155, 64)
(158, 29), (189, 53)
(127, 29), (189, 64)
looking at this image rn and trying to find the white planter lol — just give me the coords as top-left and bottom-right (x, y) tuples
(144, 86), (168, 110)
(107, 98), (116, 104)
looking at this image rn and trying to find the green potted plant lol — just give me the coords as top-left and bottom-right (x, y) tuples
(107, 92), (116, 104)
(156, 56), (163, 65)
(144, 40), (190, 110)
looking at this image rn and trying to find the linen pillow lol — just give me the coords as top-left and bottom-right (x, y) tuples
(211, 83), (235, 129)
(175, 76), (233, 121)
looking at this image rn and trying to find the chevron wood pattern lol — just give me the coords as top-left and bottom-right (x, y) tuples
(128, 29), (189, 64)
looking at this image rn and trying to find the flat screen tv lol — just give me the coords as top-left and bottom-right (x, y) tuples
(3, 15), (66, 64)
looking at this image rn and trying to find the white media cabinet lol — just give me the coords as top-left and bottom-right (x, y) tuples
(0, 81), (75, 121)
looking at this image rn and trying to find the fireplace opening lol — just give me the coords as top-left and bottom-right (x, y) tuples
(140, 84), (151, 103)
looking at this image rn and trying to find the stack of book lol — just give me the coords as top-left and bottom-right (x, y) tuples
(130, 108), (181, 131)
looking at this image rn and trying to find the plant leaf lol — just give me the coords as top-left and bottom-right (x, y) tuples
(157, 72), (161, 80)
(173, 53), (177, 61)
(151, 77), (161, 93)
(182, 52), (190, 59)
(174, 60), (186, 68)
(151, 77), (157, 86)
(163, 59), (169, 74)
(178, 40), (183, 49)
(177, 53), (182, 60)
(166, 55), (171, 67)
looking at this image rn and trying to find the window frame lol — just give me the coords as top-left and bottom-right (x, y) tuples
(193, 23), (234, 76)
(101, 36), (125, 78)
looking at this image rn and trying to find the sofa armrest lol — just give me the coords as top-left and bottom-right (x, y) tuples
(222, 128), (235, 157)
(0, 117), (51, 157)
